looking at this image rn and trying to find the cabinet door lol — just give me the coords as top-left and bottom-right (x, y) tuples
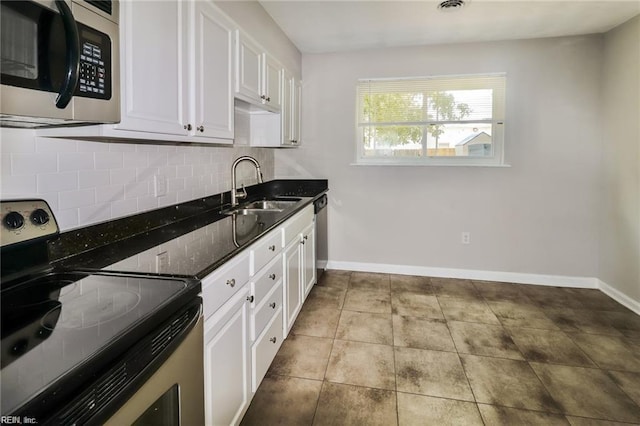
(281, 70), (293, 145)
(192, 1), (234, 141)
(283, 239), (302, 334)
(235, 31), (262, 102)
(292, 79), (302, 145)
(116, 1), (188, 135)
(302, 220), (316, 298)
(263, 54), (282, 111)
(204, 287), (251, 426)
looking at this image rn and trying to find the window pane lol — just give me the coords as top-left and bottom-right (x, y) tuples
(426, 123), (493, 157)
(362, 125), (424, 158)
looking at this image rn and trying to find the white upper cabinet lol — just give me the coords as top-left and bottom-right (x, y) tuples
(191, 0), (234, 140)
(235, 31), (282, 113)
(116, 0), (188, 136)
(116, 0), (234, 143)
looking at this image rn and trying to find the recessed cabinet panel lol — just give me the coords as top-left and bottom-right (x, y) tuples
(236, 31), (262, 101)
(264, 54), (282, 111)
(193, 1), (234, 140)
(284, 239), (302, 334)
(302, 221), (316, 297)
(116, 1), (188, 135)
(204, 288), (250, 426)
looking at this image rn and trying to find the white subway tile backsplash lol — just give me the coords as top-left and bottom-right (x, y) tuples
(79, 170), (110, 189)
(1, 129), (36, 153)
(59, 152), (95, 171)
(59, 188), (96, 209)
(1, 129), (274, 230)
(12, 153), (58, 175)
(56, 208), (79, 229)
(78, 203), (111, 224)
(111, 198), (138, 218)
(38, 172), (78, 193)
(110, 168), (136, 186)
(95, 152), (123, 170)
(77, 141), (110, 152)
(96, 184), (125, 204)
(36, 137), (77, 153)
(124, 181), (149, 199)
(123, 152), (149, 169)
(137, 195), (158, 212)
(1, 175), (37, 197)
(176, 165), (192, 178)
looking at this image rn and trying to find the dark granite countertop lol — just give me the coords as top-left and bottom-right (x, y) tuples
(49, 180), (328, 279)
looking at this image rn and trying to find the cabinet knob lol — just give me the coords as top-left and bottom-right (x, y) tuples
(301, 240), (305, 245)
(268, 245), (276, 251)
(269, 273), (276, 280)
(247, 295), (254, 303)
(184, 124), (192, 131)
(303, 235), (308, 240)
(269, 302), (276, 309)
(269, 337), (277, 344)
(226, 278), (236, 287)
(260, 95), (266, 100)
(197, 125), (204, 132)
(266, 97), (271, 102)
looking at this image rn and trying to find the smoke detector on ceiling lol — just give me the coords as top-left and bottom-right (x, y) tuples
(437, 0), (466, 11)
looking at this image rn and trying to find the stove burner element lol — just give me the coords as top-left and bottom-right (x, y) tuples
(54, 287), (141, 329)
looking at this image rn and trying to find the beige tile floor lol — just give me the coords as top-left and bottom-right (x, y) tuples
(241, 271), (640, 425)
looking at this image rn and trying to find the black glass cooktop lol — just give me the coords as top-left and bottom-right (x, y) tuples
(1, 271), (190, 415)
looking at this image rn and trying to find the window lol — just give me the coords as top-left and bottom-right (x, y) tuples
(356, 73), (506, 166)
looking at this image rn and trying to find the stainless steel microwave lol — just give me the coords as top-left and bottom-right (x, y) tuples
(0, 0), (119, 128)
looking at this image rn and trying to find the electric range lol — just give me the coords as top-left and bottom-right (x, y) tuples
(0, 199), (201, 424)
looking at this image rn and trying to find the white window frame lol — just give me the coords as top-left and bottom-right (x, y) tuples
(355, 73), (507, 167)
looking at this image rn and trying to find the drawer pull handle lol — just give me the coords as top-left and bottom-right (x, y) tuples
(247, 295), (254, 303)
(268, 245), (276, 251)
(269, 302), (276, 309)
(226, 278), (236, 287)
(269, 337), (277, 344)
(269, 273), (276, 280)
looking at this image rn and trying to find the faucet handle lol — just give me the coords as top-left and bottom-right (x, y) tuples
(238, 184), (247, 199)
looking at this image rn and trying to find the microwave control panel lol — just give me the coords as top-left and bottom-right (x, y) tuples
(75, 23), (112, 100)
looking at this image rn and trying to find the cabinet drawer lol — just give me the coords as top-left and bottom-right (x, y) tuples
(282, 205), (314, 247)
(250, 229), (282, 275)
(251, 308), (284, 392)
(202, 252), (250, 320)
(251, 280), (282, 341)
(251, 254), (282, 306)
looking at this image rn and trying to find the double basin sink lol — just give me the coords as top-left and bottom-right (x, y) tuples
(222, 197), (304, 216)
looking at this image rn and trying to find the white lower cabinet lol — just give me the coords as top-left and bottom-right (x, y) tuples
(203, 203), (317, 425)
(283, 238), (303, 334)
(302, 220), (317, 298)
(204, 286), (251, 426)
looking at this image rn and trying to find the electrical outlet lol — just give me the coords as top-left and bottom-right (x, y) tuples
(156, 251), (169, 273)
(461, 232), (471, 245)
(154, 175), (167, 197)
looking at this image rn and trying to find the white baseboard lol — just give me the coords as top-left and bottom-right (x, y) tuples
(325, 260), (598, 288)
(597, 279), (640, 315)
(325, 260), (640, 315)
(317, 259), (328, 270)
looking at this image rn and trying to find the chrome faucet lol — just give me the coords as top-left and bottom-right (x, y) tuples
(231, 156), (263, 207)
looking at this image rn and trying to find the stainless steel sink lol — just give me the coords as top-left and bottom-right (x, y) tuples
(223, 197), (302, 215)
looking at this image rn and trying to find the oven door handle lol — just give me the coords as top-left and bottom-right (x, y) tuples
(54, 0), (79, 109)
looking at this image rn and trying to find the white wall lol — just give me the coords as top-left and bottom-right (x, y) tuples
(599, 16), (640, 302)
(276, 35), (604, 281)
(0, 130), (274, 230)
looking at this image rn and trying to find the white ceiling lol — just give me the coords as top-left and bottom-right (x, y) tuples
(259, 0), (640, 53)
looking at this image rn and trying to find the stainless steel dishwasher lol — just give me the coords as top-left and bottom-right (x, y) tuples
(314, 194), (328, 279)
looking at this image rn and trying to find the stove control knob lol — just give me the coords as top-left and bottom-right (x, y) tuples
(31, 208), (50, 225)
(4, 211), (24, 230)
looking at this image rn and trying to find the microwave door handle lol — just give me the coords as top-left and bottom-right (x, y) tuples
(54, 0), (79, 109)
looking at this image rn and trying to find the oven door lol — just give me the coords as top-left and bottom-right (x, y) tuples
(104, 315), (205, 426)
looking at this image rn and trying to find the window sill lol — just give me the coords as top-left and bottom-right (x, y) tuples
(350, 161), (512, 168)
